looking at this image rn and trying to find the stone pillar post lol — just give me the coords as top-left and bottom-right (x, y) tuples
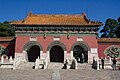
(40, 51), (43, 59)
(47, 51), (50, 62)
(88, 51), (91, 63)
(70, 51), (73, 60)
(1, 56), (4, 63)
(35, 58), (39, 69)
(9, 56), (13, 63)
(74, 58), (78, 69)
(44, 59), (48, 69)
(23, 50), (28, 61)
(35, 57), (40, 69)
(97, 59), (100, 70)
(64, 51), (67, 62)
(109, 57), (112, 64)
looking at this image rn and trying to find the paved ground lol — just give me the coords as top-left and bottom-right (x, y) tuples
(0, 69), (120, 80)
(0, 69), (52, 80)
(60, 69), (120, 80)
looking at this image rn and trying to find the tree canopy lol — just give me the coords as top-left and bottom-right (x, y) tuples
(0, 21), (15, 37)
(100, 17), (120, 38)
(115, 17), (120, 38)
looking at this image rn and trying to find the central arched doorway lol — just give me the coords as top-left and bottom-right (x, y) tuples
(50, 46), (64, 62)
(27, 45), (40, 62)
(73, 45), (88, 63)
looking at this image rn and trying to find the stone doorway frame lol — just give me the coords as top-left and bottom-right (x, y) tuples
(46, 41), (67, 62)
(23, 41), (43, 62)
(70, 41), (90, 62)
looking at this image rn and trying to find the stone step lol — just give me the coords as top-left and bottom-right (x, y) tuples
(48, 62), (64, 69)
(48, 62), (93, 70)
(17, 62), (35, 69)
(77, 63), (93, 70)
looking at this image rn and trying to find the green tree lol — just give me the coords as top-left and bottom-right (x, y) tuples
(115, 17), (120, 38)
(100, 18), (118, 38)
(0, 21), (15, 37)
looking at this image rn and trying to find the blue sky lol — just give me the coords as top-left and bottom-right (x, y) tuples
(0, 0), (120, 34)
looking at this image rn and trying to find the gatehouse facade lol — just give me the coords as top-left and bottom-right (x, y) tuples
(10, 12), (102, 65)
(1, 12), (120, 69)
(6, 12), (120, 69)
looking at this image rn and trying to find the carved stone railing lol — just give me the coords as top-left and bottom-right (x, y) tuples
(35, 57), (48, 69)
(0, 56), (14, 68)
(44, 58), (48, 69)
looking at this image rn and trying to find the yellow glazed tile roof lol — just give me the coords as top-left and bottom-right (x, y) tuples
(0, 37), (14, 42)
(98, 38), (120, 43)
(11, 12), (102, 26)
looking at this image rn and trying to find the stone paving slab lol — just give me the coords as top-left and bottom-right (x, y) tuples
(0, 69), (120, 80)
(52, 69), (60, 80)
(0, 69), (52, 80)
(60, 69), (120, 80)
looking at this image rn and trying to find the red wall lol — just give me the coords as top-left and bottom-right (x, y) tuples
(15, 36), (30, 53)
(15, 35), (98, 53)
(98, 43), (120, 58)
(2, 36), (120, 59)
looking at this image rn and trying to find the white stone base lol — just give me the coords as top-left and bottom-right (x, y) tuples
(0, 63), (13, 68)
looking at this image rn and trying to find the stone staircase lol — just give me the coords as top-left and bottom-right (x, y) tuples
(104, 59), (112, 69)
(77, 63), (93, 70)
(17, 61), (35, 70)
(47, 62), (64, 69)
(68, 59), (93, 70)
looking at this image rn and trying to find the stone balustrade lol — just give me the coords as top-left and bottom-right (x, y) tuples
(0, 56), (14, 68)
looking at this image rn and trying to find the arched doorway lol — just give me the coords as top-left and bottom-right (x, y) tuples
(23, 41), (42, 62)
(50, 46), (64, 62)
(27, 45), (40, 62)
(73, 45), (88, 63)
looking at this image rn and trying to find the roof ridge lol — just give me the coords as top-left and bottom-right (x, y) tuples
(29, 14), (82, 17)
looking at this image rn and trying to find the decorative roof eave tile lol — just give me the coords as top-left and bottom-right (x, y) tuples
(0, 37), (15, 42)
(98, 38), (120, 43)
(11, 23), (102, 26)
